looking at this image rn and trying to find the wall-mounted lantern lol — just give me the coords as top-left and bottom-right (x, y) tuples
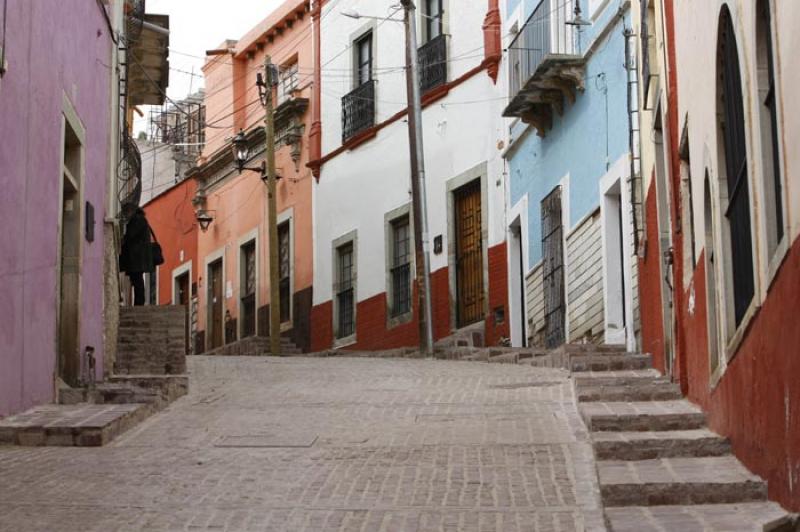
(231, 129), (267, 180)
(196, 209), (214, 232)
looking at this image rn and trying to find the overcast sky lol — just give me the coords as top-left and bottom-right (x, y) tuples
(135, 0), (284, 134)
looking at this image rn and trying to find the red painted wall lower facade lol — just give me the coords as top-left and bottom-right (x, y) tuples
(637, 179), (667, 374)
(310, 243), (508, 351)
(678, 239), (800, 511)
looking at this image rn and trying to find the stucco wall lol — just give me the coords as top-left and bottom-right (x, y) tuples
(312, 0), (508, 347)
(0, 0), (112, 415)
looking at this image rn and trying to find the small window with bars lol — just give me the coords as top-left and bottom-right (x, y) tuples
(277, 62), (299, 105)
(336, 242), (355, 339)
(278, 221), (291, 323)
(390, 216), (412, 317)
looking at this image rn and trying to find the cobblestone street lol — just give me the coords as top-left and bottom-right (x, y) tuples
(0, 356), (604, 531)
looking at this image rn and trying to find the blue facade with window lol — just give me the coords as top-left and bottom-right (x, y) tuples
(504, 0), (631, 266)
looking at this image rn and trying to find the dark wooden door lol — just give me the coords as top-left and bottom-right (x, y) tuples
(209, 260), (223, 349)
(176, 272), (190, 354)
(455, 181), (484, 327)
(541, 187), (565, 348)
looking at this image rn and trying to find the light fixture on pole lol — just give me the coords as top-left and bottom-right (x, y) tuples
(341, 8), (403, 22)
(566, 0), (591, 26)
(196, 209), (214, 232)
(231, 129), (267, 180)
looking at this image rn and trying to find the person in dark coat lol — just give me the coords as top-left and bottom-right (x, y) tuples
(120, 204), (154, 306)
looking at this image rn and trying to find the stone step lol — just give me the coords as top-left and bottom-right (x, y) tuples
(487, 351), (536, 364)
(593, 429), (732, 460)
(598, 456), (768, 507)
(580, 400), (706, 432)
(577, 381), (682, 402)
(572, 369), (665, 388)
(569, 354), (652, 372)
(605, 502), (798, 532)
(0, 403), (151, 446)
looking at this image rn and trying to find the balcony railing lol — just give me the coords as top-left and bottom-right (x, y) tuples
(419, 34), (447, 93)
(507, 0), (578, 100)
(118, 126), (142, 214)
(341, 80), (376, 143)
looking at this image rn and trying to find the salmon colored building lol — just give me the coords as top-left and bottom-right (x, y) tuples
(190, 0), (314, 352)
(142, 178), (199, 307)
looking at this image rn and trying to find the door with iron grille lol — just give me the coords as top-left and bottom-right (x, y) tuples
(208, 260), (224, 349)
(455, 181), (484, 327)
(240, 241), (256, 338)
(336, 243), (355, 339)
(278, 222), (291, 324)
(541, 187), (565, 348)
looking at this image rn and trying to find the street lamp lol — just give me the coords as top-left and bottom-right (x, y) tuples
(231, 129), (267, 179)
(196, 209), (214, 232)
(566, 0), (592, 26)
(341, 8), (403, 22)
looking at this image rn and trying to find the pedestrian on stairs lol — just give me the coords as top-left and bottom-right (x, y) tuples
(120, 203), (157, 306)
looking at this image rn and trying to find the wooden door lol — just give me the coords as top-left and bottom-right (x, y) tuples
(455, 181), (484, 327)
(176, 272), (190, 354)
(208, 260), (223, 349)
(541, 187), (565, 348)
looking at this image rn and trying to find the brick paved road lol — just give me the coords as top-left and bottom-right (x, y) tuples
(0, 356), (605, 531)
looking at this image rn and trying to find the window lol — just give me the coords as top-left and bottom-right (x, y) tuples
(717, 7), (754, 327)
(278, 221), (291, 323)
(277, 62), (299, 105)
(423, 0), (443, 42)
(390, 216), (412, 317)
(756, 0), (784, 255)
(355, 32), (372, 86)
(335, 243), (355, 339)
(240, 240), (256, 338)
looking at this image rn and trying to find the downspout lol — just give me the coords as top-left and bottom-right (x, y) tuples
(483, 0), (502, 83)
(308, 0), (323, 180)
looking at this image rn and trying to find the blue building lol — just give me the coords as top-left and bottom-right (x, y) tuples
(502, 0), (640, 350)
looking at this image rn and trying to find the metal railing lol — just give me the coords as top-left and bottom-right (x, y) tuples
(341, 79), (376, 142)
(419, 34), (447, 94)
(507, 0), (577, 99)
(118, 126), (142, 214)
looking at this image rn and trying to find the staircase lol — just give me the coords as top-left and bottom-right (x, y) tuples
(200, 335), (303, 356)
(570, 348), (797, 531)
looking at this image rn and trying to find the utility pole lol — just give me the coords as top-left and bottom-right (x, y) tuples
(401, 0), (434, 356)
(263, 55), (281, 356)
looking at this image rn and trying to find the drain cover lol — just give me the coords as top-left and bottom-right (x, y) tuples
(215, 434), (318, 448)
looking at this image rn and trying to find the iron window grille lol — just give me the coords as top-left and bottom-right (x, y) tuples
(419, 34), (447, 94)
(277, 62), (299, 106)
(336, 243), (355, 338)
(341, 79), (376, 142)
(278, 222), (291, 323)
(241, 241), (257, 338)
(390, 217), (412, 317)
(719, 7), (754, 326)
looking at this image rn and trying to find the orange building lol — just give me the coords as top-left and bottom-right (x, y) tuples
(189, 0), (314, 352)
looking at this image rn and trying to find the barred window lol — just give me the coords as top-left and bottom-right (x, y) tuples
(390, 216), (412, 317)
(336, 243), (355, 339)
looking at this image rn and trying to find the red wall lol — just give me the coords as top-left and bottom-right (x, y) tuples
(638, 178), (667, 374)
(681, 240), (800, 511)
(142, 179), (199, 306)
(309, 243), (508, 351)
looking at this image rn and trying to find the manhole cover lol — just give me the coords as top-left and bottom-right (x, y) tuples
(215, 434), (318, 448)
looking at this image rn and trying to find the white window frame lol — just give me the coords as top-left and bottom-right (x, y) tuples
(237, 228), (259, 339)
(277, 208), (295, 331)
(384, 204), (414, 328)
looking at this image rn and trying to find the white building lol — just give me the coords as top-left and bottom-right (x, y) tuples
(309, 0), (510, 350)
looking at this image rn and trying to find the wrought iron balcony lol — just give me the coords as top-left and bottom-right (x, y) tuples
(342, 80), (376, 143)
(118, 127), (142, 214)
(419, 34), (447, 94)
(503, 0), (586, 135)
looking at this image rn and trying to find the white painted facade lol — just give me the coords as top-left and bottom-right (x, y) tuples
(669, 0), (798, 378)
(314, 0), (507, 336)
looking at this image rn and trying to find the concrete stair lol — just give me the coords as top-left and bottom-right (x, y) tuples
(580, 400), (707, 432)
(563, 347), (798, 529)
(200, 335), (303, 356)
(593, 429), (732, 461)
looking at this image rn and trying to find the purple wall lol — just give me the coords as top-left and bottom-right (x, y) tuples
(0, 0), (113, 416)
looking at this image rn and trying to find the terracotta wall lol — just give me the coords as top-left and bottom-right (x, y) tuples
(637, 179), (667, 374)
(143, 179), (198, 306)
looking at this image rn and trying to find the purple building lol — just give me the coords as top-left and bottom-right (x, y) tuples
(0, 0), (173, 417)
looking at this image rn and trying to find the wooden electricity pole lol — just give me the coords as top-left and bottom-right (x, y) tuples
(263, 55), (281, 356)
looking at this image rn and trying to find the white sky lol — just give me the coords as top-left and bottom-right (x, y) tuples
(134, 0), (284, 135)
